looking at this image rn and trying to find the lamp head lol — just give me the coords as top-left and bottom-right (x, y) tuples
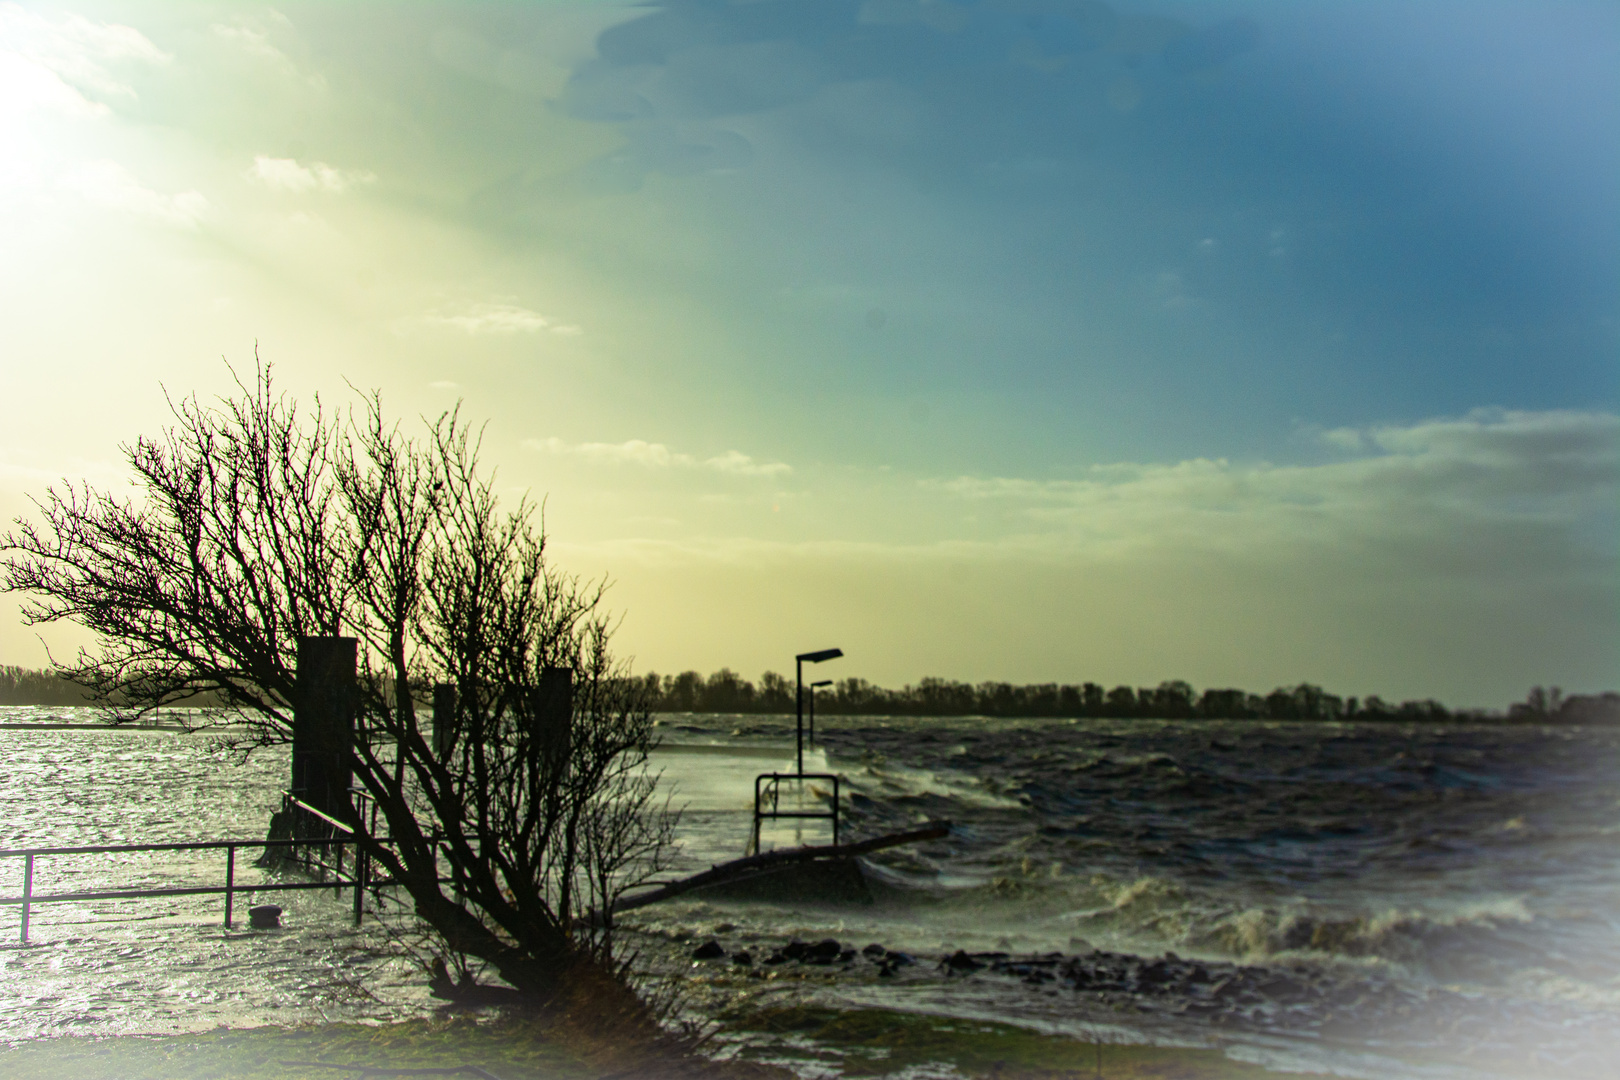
(810, 679), (833, 688)
(796, 648), (844, 664)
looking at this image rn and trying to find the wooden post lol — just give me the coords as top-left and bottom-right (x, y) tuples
(292, 636), (357, 829)
(534, 667), (572, 769)
(432, 683), (456, 759)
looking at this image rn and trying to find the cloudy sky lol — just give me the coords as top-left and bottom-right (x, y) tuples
(1, 0), (1614, 705)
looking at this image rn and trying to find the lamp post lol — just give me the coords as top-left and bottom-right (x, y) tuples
(795, 648), (843, 775)
(808, 679), (832, 749)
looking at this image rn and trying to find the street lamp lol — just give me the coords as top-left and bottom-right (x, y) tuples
(795, 648), (843, 775)
(808, 679), (832, 748)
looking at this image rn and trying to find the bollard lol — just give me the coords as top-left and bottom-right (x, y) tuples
(432, 683), (456, 759)
(292, 636), (358, 829)
(533, 667), (572, 770)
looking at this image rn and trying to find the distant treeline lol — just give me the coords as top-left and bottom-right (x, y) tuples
(0, 666), (229, 709)
(0, 665), (96, 706)
(3, 664), (1614, 724)
(637, 669), (1620, 724)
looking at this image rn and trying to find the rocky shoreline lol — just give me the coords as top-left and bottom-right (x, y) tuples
(682, 933), (1619, 1064)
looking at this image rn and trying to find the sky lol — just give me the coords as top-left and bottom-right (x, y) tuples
(0, 0), (1614, 707)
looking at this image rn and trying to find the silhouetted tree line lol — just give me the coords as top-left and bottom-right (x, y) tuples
(0, 664), (94, 705)
(0, 665), (231, 708)
(633, 669), (1620, 724)
(6, 662), (1615, 725)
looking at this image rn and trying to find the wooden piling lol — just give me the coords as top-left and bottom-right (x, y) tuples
(292, 636), (357, 828)
(533, 667), (572, 768)
(432, 683), (456, 759)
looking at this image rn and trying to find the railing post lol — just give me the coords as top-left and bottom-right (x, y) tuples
(833, 777), (840, 845)
(224, 844), (235, 928)
(21, 853), (33, 943)
(353, 846), (366, 926)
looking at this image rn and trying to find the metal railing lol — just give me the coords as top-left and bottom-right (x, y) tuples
(0, 836), (374, 944)
(0, 791), (391, 944)
(752, 771), (841, 853)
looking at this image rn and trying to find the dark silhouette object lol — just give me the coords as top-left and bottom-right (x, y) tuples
(292, 636), (356, 824)
(604, 821), (949, 917)
(691, 940), (725, 960)
(0, 363), (676, 1002)
(641, 667), (1605, 724)
(432, 683), (456, 759)
(794, 648), (842, 775)
(807, 678), (831, 747)
(532, 666), (573, 769)
(248, 904), (282, 929)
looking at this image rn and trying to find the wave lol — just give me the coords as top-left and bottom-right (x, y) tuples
(1044, 874), (1589, 985)
(839, 759), (1029, 812)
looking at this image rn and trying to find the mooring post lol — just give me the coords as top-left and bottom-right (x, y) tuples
(534, 667), (573, 770)
(432, 682), (456, 759)
(292, 636), (358, 831)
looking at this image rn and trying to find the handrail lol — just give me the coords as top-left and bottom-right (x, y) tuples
(283, 793), (354, 834)
(0, 834), (398, 943)
(0, 836), (372, 859)
(753, 771), (841, 852)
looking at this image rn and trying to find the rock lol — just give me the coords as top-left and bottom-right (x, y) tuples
(732, 951), (754, 966)
(713, 922), (737, 934)
(1138, 960), (1171, 986)
(884, 950), (915, 966)
(782, 940), (809, 961)
(247, 904), (282, 929)
(838, 949), (857, 963)
(862, 943), (887, 958)
(763, 951), (788, 966)
(692, 940), (726, 960)
(942, 950), (983, 973)
(806, 939), (842, 962)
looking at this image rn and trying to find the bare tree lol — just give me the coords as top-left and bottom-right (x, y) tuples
(2, 364), (675, 998)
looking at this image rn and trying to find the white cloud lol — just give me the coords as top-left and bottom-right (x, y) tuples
(209, 19), (326, 90)
(59, 160), (209, 228)
(248, 155), (375, 193)
(420, 303), (577, 336)
(210, 24), (286, 63)
(930, 409), (1617, 554)
(1319, 427), (1364, 452)
(702, 449), (792, 478)
(526, 437), (792, 477)
(528, 438), (689, 468)
(0, 5), (169, 116)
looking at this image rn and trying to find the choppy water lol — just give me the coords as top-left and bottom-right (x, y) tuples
(2, 707), (1617, 1079)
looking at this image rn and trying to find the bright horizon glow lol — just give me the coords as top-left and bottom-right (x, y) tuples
(0, 0), (1614, 708)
